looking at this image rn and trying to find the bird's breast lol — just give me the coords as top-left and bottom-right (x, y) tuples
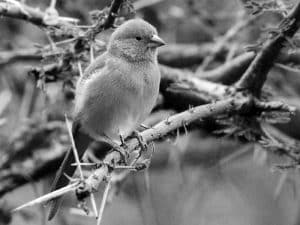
(75, 59), (160, 141)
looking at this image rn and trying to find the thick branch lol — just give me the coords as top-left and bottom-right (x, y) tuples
(200, 52), (255, 84)
(236, 1), (300, 96)
(158, 44), (228, 68)
(0, 98), (242, 198)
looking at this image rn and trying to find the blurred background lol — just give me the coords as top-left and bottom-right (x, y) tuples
(1, 0), (300, 225)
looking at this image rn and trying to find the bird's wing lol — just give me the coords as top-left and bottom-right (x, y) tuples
(77, 52), (108, 89)
(75, 53), (146, 140)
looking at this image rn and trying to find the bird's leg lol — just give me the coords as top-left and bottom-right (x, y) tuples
(88, 133), (129, 164)
(131, 131), (147, 152)
(101, 135), (129, 164)
(119, 134), (128, 149)
(128, 131), (148, 164)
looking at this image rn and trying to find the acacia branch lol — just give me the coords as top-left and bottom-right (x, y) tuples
(0, 1), (80, 37)
(200, 52), (255, 84)
(12, 97), (245, 208)
(0, 1), (52, 27)
(236, 0), (300, 96)
(86, 0), (124, 40)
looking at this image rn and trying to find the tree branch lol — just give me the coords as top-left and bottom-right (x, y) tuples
(0, 1), (52, 27)
(86, 0), (124, 40)
(0, 1), (80, 37)
(236, 0), (300, 96)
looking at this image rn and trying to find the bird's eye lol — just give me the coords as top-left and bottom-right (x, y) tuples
(135, 36), (142, 41)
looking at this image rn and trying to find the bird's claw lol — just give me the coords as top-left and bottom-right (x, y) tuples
(119, 134), (128, 149)
(132, 131), (147, 152)
(112, 145), (129, 165)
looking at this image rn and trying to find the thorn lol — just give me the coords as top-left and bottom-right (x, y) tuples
(144, 169), (150, 192)
(173, 128), (180, 145)
(96, 177), (111, 225)
(78, 61), (83, 77)
(90, 193), (98, 218)
(182, 121), (188, 136)
(71, 162), (98, 167)
(45, 32), (57, 50)
(114, 165), (136, 170)
(90, 42), (94, 62)
(65, 115), (84, 181)
(12, 183), (78, 212)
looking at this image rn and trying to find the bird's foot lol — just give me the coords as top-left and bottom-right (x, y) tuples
(113, 145), (129, 165)
(119, 134), (128, 149)
(132, 131), (148, 152)
(99, 135), (129, 164)
(107, 140), (129, 165)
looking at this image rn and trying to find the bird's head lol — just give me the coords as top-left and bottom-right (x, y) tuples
(107, 19), (165, 62)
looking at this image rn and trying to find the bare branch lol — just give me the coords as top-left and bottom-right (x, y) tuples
(86, 0), (124, 39)
(236, 1), (300, 96)
(0, 1), (79, 35)
(199, 52), (255, 84)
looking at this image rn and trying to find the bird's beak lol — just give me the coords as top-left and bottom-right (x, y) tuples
(148, 34), (166, 48)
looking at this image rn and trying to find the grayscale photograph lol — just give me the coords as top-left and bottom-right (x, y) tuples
(0, 0), (299, 225)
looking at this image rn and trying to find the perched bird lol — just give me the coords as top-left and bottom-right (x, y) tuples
(48, 19), (165, 220)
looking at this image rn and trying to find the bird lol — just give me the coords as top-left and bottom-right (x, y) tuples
(47, 18), (165, 220)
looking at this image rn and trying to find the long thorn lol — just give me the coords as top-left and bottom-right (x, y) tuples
(12, 183), (78, 212)
(96, 177), (111, 225)
(65, 115), (84, 180)
(90, 193), (98, 218)
(71, 162), (98, 167)
(78, 61), (83, 77)
(90, 42), (94, 62)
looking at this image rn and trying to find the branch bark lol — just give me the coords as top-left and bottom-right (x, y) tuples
(236, 1), (300, 96)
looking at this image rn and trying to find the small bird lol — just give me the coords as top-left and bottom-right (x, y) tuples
(48, 19), (165, 220)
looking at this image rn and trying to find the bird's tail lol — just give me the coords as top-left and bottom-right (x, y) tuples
(47, 125), (91, 220)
